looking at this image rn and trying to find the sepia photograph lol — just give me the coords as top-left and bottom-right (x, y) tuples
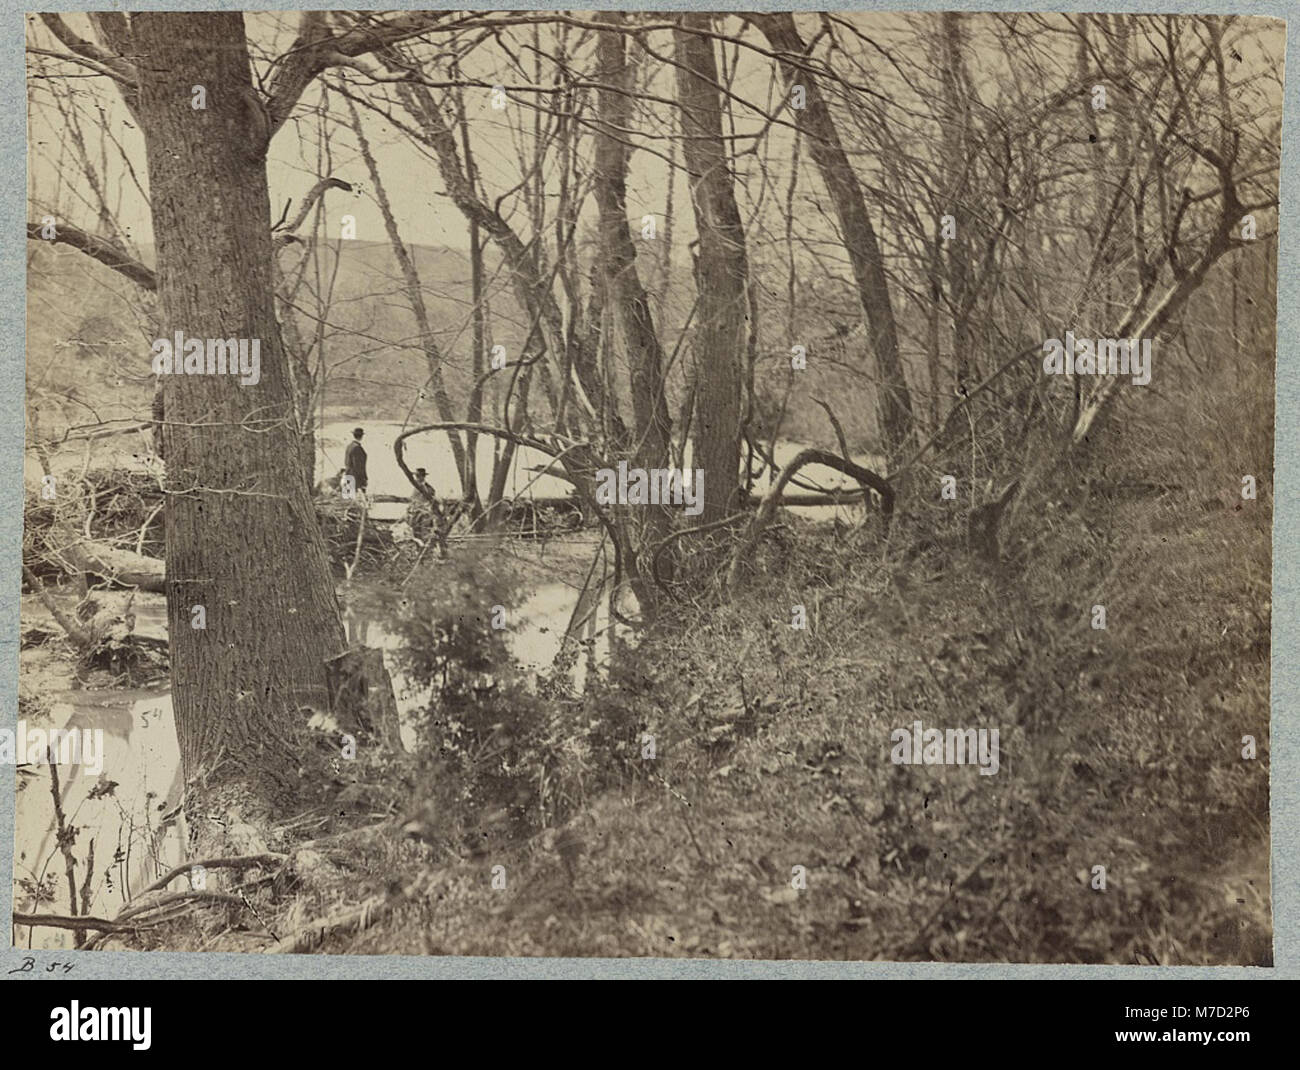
(14, 7), (1279, 966)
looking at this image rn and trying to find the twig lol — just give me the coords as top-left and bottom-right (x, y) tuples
(135, 853), (287, 898)
(79, 838), (95, 916)
(115, 890), (244, 923)
(344, 500), (368, 581)
(12, 911), (146, 934)
(46, 755), (82, 946)
(649, 511), (750, 602)
(812, 396), (853, 464)
(135, 501), (165, 556)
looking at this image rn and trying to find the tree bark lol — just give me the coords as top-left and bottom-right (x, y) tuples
(133, 12), (346, 805)
(674, 15), (748, 526)
(939, 11), (976, 394)
(755, 12), (915, 457)
(594, 14), (674, 604)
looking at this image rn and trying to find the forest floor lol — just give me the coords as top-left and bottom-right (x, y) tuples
(87, 473), (1267, 964)
(338, 486), (1269, 964)
(19, 467), (1271, 963)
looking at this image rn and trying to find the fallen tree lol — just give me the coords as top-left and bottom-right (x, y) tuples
(726, 449), (893, 589)
(63, 540), (165, 592)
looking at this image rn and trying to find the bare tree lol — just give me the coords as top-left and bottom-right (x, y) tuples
(28, 10), (453, 819)
(674, 14), (748, 526)
(755, 12), (915, 458)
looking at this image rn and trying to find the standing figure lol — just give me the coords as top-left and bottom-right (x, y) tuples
(344, 427), (368, 499)
(407, 466), (436, 543)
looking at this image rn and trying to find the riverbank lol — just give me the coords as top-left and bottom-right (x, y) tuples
(13, 530), (617, 949)
(15, 477), (1271, 962)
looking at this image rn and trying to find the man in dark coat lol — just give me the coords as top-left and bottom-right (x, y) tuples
(344, 427), (368, 497)
(407, 466), (435, 542)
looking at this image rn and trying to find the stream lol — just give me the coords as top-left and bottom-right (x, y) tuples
(317, 419), (885, 524)
(16, 423), (882, 947)
(13, 570), (616, 949)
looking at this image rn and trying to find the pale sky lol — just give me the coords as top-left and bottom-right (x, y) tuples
(26, 11), (1283, 280)
(26, 11), (802, 256)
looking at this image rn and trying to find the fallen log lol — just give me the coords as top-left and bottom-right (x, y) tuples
(727, 449), (893, 589)
(63, 540), (165, 593)
(742, 489), (877, 507)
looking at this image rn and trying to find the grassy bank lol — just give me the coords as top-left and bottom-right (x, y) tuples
(99, 467), (1268, 963)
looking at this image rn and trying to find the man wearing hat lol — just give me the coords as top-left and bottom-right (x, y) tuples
(407, 466), (436, 543)
(344, 427), (368, 499)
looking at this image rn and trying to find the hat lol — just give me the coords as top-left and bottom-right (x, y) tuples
(352, 427), (364, 438)
(415, 468), (427, 478)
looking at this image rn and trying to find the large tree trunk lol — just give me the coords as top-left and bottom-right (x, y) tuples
(674, 15), (748, 526)
(133, 12), (346, 807)
(755, 12), (914, 458)
(594, 14), (673, 607)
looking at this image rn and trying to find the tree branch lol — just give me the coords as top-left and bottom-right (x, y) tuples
(273, 176), (354, 244)
(727, 449), (893, 588)
(264, 11), (453, 136)
(26, 221), (156, 290)
(37, 13), (139, 115)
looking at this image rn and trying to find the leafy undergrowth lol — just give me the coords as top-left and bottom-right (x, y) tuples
(110, 469), (1271, 963)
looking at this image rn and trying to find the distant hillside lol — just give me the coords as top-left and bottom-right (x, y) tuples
(26, 235), (891, 454)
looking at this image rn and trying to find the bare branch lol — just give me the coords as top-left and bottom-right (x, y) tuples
(36, 13), (139, 115)
(26, 221), (156, 291)
(264, 11), (454, 135)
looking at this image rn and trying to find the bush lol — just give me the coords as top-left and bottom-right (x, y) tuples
(351, 551), (612, 853)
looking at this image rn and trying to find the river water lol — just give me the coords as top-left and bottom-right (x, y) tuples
(318, 420), (573, 522)
(318, 419), (885, 524)
(16, 422), (881, 946)
(14, 572), (612, 948)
